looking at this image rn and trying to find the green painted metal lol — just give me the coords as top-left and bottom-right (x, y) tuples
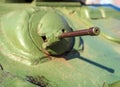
(0, 1), (120, 87)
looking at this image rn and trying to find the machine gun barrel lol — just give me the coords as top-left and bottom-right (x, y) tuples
(59, 27), (100, 38)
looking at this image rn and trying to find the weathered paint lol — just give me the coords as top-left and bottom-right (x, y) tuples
(0, 2), (120, 87)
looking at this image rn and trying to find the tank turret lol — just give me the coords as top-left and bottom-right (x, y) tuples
(0, 8), (100, 64)
(34, 11), (100, 56)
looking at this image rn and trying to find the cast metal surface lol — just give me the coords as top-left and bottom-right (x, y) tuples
(0, 1), (120, 87)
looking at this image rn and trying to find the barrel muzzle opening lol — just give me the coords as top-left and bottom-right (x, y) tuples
(91, 27), (100, 36)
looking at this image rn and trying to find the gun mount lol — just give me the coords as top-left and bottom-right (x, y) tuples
(41, 27), (100, 56)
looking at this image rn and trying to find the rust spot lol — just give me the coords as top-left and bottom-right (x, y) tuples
(52, 57), (73, 68)
(26, 75), (53, 87)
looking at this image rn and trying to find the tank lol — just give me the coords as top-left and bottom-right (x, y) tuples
(0, 0), (120, 87)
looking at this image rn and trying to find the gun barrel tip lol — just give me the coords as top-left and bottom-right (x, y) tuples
(92, 27), (100, 35)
